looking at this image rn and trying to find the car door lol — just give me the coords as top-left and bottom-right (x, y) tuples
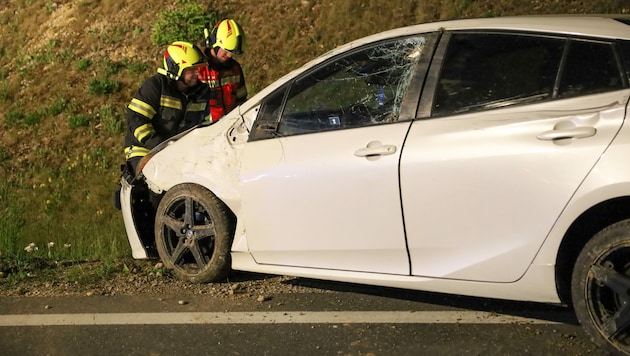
(400, 32), (629, 282)
(237, 34), (435, 274)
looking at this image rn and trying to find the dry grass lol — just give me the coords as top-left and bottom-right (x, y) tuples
(0, 0), (629, 262)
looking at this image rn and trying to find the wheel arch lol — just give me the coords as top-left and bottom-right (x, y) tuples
(164, 182), (238, 225)
(555, 196), (630, 305)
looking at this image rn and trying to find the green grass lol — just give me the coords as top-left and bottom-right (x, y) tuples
(88, 78), (121, 94)
(1, 0), (630, 283)
(98, 104), (125, 134)
(50, 97), (67, 116)
(77, 58), (92, 71)
(68, 114), (91, 128)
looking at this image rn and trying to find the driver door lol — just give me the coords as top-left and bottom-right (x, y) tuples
(237, 34), (435, 274)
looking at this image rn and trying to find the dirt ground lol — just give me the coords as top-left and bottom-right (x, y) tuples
(0, 258), (334, 300)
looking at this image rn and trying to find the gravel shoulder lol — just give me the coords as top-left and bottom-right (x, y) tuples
(0, 258), (333, 299)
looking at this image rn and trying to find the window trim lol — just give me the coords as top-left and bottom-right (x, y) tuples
(422, 30), (628, 119)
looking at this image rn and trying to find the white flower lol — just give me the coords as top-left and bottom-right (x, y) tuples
(63, 243), (71, 248)
(47, 242), (55, 248)
(24, 242), (38, 253)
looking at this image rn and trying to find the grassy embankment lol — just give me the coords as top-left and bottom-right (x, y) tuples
(0, 0), (627, 281)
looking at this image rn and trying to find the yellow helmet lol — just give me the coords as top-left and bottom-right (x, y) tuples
(161, 41), (205, 80)
(207, 19), (245, 55)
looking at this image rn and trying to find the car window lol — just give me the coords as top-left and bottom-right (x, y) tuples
(557, 40), (623, 98)
(433, 33), (565, 116)
(249, 35), (428, 140)
(616, 39), (630, 83)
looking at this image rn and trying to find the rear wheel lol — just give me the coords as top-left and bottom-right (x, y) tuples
(571, 219), (630, 354)
(155, 184), (234, 283)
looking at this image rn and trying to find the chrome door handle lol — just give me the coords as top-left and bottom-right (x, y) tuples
(354, 143), (397, 157)
(537, 126), (597, 141)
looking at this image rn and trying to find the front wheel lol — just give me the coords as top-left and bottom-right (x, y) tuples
(155, 184), (234, 283)
(571, 219), (630, 354)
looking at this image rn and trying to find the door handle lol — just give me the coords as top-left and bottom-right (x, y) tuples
(354, 141), (397, 158)
(536, 126), (597, 141)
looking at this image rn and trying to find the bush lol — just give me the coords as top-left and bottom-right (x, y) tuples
(151, 2), (218, 46)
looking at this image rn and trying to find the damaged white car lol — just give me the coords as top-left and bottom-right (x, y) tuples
(121, 15), (630, 354)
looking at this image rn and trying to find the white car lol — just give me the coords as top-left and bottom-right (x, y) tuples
(121, 15), (630, 354)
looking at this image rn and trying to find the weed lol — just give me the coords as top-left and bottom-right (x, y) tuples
(45, 0), (54, 14)
(4, 110), (24, 126)
(50, 97), (67, 116)
(23, 109), (46, 125)
(98, 104), (124, 134)
(104, 59), (125, 76)
(123, 59), (148, 74)
(68, 114), (91, 128)
(0, 145), (9, 162)
(78, 58), (92, 71)
(0, 82), (11, 101)
(132, 26), (143, 37)
(88, 78), (121, 95)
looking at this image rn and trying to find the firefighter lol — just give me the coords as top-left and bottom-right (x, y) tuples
(199, 19), (248, 122)
(123, 41), (211, 176)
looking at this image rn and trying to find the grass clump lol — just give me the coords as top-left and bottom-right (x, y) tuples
(98, 104), (124, 135)
(68, 114), (91, 128)
(88, 78), (121, 95)
(77, 58), (92, 71)
(50, 97), (67, 116)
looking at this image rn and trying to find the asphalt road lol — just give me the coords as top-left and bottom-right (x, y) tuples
(0, 281), (607, 356)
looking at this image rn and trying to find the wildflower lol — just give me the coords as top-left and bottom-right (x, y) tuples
(24, 242), (38, 253)
(63, 243), (71, 248)
(96, 209), (104, 216)
(40, 183), (46, 188)
(45, 200), (51, 205)
(47, 242), (55, 248)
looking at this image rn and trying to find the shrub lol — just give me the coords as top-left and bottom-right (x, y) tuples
(151, 2), (218, 46)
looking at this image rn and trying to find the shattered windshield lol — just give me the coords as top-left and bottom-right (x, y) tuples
(275, 36), (427, 136)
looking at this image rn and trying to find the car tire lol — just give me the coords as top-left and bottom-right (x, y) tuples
(154, 184), (234, 283)
(571, 219), (630, 355)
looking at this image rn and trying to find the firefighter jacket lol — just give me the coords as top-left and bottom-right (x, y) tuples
(198, 58), (247, 122)
(124, 74), (210, 161)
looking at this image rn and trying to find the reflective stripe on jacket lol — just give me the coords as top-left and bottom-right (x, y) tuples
(124, 74), (210, 159)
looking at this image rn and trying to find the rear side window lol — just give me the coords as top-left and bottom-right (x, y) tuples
(557, 40), (622, 98)
(433, 33), (625, 116)
(434, 33), (564, 115)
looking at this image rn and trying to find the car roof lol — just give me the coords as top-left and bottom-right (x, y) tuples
(240, 15), (630, 115)
(372, 15), (630, 42)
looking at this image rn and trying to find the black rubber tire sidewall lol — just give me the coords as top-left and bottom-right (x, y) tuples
(155, 184), (233, 283)
(571, 219), (630, 355)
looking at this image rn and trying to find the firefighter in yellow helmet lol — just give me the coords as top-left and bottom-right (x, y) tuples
(199, 19), (248, 122)
(123, 41), (211, 176)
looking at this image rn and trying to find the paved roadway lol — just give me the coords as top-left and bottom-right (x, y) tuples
(0, 279), (607, 355)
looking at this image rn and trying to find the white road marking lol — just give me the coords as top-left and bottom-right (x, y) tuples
(0, 311), (562, 326)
